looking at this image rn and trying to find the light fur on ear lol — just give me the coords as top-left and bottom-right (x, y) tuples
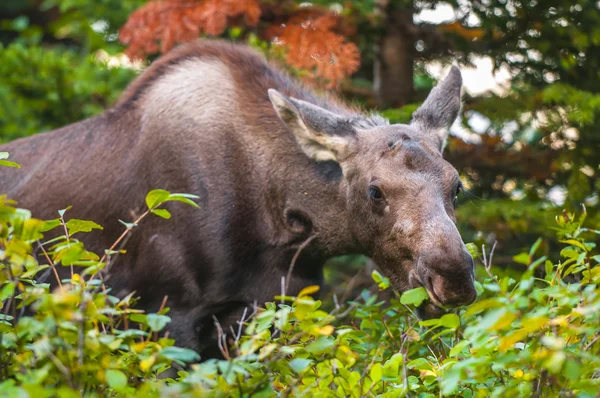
(411, 66), (463, 150)
(268, 89), (353, 162)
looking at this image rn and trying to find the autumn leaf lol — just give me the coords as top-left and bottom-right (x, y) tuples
(120, 0), (262, 58)
(274, 14), (361, 88)
(120, 1), (358, 88)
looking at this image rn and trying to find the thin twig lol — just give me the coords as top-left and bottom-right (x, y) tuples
(212, 315), (231, 360)
(584, 334), (600, 351)
(36, 240), (63, 291)
(58, 212), (73, 278)
(236, 307), (248, 343)
(285, 234), (318, 294)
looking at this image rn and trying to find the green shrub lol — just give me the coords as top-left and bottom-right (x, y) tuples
(1, 154), (599, 397)
(0, 44), (136, 142)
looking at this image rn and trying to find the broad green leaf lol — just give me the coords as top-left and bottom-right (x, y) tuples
(464, 298), (503, 317)
(563, 359), (582, 380)
(441, 368), (461, 395)
(289, 358), (312, 373)
(66, 219), (103, 236)
(513, 252), (531, 265)
(419, 318), (441, 328)
(543, 351), (566, 374)
(146, 189), (170, 209)
(305, 337), (334, 353)
(439, 313), (460, 329)
(160, 347), (200, 363)
(560, 239), (587, 251)
(41, 219), (61, 232)
(0, 283), (15, 301)
(370, 363), (383, 383)
(146, 314), (170, 332)
(382, 353), (403, 378)
(151, 209), (171, 219)
(400, 287), (429, 306)
(449, 340), (469, 357)
(489, 310), (517, 331)
(105, 369), (127, 390)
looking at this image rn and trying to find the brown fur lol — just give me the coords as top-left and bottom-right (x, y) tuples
(0, 39), (475, 353)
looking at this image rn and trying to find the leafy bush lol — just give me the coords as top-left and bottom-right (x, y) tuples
(1, 155), (599, 397)
(0, 44), (136, 142)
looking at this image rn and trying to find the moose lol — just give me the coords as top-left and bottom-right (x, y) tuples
(0, 39), (476, 352)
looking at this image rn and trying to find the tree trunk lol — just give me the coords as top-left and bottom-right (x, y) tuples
(374, 0), (415, 108)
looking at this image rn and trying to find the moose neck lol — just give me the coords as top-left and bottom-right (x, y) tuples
(267, 150), (356, 261)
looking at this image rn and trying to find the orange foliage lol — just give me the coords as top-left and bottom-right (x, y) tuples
(271, 14), (361, 88)
(119, 0), (261, 59)
(119, 0), (360, 87)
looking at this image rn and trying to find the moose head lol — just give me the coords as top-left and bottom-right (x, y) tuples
(269, 66), (476, 317)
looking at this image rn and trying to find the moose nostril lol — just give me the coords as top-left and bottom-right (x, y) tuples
(425, 272), (477, 308)
(425, 275), (445, 307)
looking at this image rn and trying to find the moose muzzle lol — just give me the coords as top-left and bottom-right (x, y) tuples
(417, 246), (477, 310)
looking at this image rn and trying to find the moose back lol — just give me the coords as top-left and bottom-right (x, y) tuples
(0, 40), (476, 351)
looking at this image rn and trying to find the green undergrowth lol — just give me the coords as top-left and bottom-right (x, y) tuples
(0, 154), (599, 397)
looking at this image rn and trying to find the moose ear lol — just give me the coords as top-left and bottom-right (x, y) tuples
(411, 66), (462, 151)
(268, 89), (354, 163)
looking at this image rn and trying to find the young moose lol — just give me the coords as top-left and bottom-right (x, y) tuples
(0, 40), (476, 352)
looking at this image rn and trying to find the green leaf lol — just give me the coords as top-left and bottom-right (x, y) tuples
(439, 313), (460, 329)
(289, 358), (312, 373)
(0, 152), (19, 167)
(146, 314), (170, 332)
(465, 242), (480, 258)
(449, 340), (469, 357)
(167, 193), (200, 208)
(513, 252), (531, 265)
(400, 287), (429, 306)
(419, 318), (441, 328)
(146, 189), (170, 209)
(370, 363), (383, 383)
(543, 351), (566, 374)
(371, 269), (390, 290)
(65, 219), (103, 236)
(305, 337), (334, 353)
(563, 359), (582, 380)
(41, 219), (61, 232)
(160, 347), (200, 363)
(151, 209), (171, 219)
(58, 243), (85, 266)
(0, 160), (20, 168)
(529, 238), (543, 255)
(382, 352), (403, 378)
(441, 368), (461, 395)
(105, 369), (127, 390)
(560, 239), (587, 251)
(0, 283), (15, 301)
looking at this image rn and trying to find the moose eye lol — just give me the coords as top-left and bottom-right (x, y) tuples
(453, 184), (463, 207)
(368, 185), (384, 202)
